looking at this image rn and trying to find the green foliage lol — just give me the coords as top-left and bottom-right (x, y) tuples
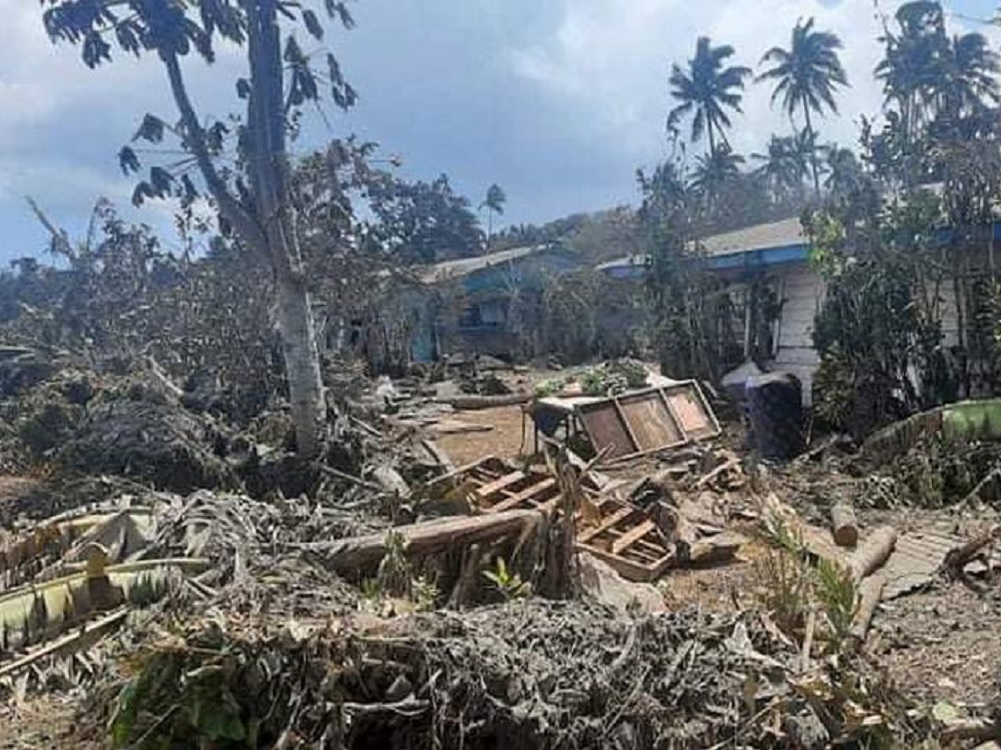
(41, 0), (359, 213)
(578, 359), (648, 396)
(110, 634), (255, 749)
(482, 557), (530, 600)
(366, 172), (484, 263)
(757, 521), (860, 658)
(807, 190), (950, 437)
(815, 558), (858, 652)
(752, 536), (808, 636)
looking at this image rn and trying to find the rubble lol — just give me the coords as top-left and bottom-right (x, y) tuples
(2, 355), (1001, 748)
(95, 601), (918, 750)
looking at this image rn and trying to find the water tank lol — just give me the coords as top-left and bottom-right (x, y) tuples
(746, 372), (804, 460)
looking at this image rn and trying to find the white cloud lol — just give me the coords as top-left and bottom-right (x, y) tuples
(0, 0), (244, 253)
(508, 0), (935, 167)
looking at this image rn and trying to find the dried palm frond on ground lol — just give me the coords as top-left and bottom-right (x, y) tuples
(100, 600), (920, 750)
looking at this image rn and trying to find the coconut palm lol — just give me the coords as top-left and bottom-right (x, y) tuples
(947, 32), (1000, 117)
(752, 134), (809, 204)
(479, 183), (506, 246)
(668, 37), (751, 156)
(689, 144), (745, 208)
(758, 18), (849, 197)
(822, 145), (865, 197)
(876, 2), (949, 142)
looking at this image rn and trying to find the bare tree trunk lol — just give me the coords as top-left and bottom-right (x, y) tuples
(161, 4), (325, 457)
(803, 104), (820, 199)
(274, 271), (325, 455)
(247, 1), (325, 456)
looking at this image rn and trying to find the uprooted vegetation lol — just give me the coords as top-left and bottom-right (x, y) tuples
(4, 347), (1001, 749)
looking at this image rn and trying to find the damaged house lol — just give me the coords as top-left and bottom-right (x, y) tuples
(415, 244), (583, 361)
(599, 215), (1001, 405)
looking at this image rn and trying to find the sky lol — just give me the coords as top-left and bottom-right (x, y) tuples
(1, 0), (999, 263)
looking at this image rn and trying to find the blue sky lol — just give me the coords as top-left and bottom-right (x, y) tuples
(0, 0), (998, 263)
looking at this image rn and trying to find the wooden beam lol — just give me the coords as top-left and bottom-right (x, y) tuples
(611, 520), (657, 555)
(306, 510), (544, 576)
(475, 471), (526, 500)
(611, 397), (642, 454)
(488, 478), (557, 513)
(578, 506), (635, 544)
(657, 388), (688, 442)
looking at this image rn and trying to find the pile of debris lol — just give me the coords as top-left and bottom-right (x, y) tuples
(5, 353), (1001, 748)
(97, 600), (918, 750)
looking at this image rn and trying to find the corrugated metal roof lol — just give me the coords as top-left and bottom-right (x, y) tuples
(881, 529), (1001, 599)
(597, 217), (806, 275)
(700, 217), (805, 258)
(419, 244), (555, 283)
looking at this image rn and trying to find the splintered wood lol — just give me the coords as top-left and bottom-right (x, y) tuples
(429, 456), (673, 581)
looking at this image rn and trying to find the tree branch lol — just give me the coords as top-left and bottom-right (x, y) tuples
(26, 197), (75, 260)
(159, 50), (268, 253)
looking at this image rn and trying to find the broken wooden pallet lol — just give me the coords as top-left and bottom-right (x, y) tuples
(426, 456), (566, 513)
(576, 499), (674, 583)
(426, 457), (673, 581)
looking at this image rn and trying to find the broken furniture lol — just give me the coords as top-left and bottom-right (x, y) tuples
(528, 381), (721, 464)
(425, 456), (674, 582)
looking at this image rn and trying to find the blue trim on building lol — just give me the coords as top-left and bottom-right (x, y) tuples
(705, 243), (809, 270)
(598, 221), (1001, 281)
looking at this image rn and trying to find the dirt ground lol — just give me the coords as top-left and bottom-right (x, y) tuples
(435, 405), (532, 465)
(432, 397), (1001, 711)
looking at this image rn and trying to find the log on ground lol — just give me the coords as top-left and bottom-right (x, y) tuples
(849, 527), (897, 581)
(849, 574), (885, 649)
(305, 509), (545, 576)
(830, 500), (859, 548)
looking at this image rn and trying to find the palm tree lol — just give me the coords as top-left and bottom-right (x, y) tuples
(875, 2), (948, 143)
(668, 37), (751, 156)
(479, 183), (506, 246)
(758, 18), (849, 197)
(946, 32), (1000, 117)
(822, 145), (864, 196)
(751, 134), (809, 204)
(690, 144), (745, 208)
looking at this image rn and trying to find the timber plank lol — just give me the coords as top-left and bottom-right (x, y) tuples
(475, 472), (526, 500)
(487, 478), (558, 513)
(612, 520), (657, 555)
(578, 506), (636, 543)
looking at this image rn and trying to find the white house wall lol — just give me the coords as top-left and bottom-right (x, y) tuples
(762, 261), (981, 406)
(771, 263), (824, 406)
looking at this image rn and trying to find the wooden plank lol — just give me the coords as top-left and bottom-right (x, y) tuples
(578, 506), (635, 543)
(578, 545), (672, 582)
(311, 510), (544, 575)
(662, 382), (720, 440)
(475, 471), (526, 500)
(611, 397), (642, 454)
(578, 403), (635, 460)
(656, 388), (688, 442)
(487, 478), (557, 513)
(612, 520), (656, 555)
(619, 392), (681, 450)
